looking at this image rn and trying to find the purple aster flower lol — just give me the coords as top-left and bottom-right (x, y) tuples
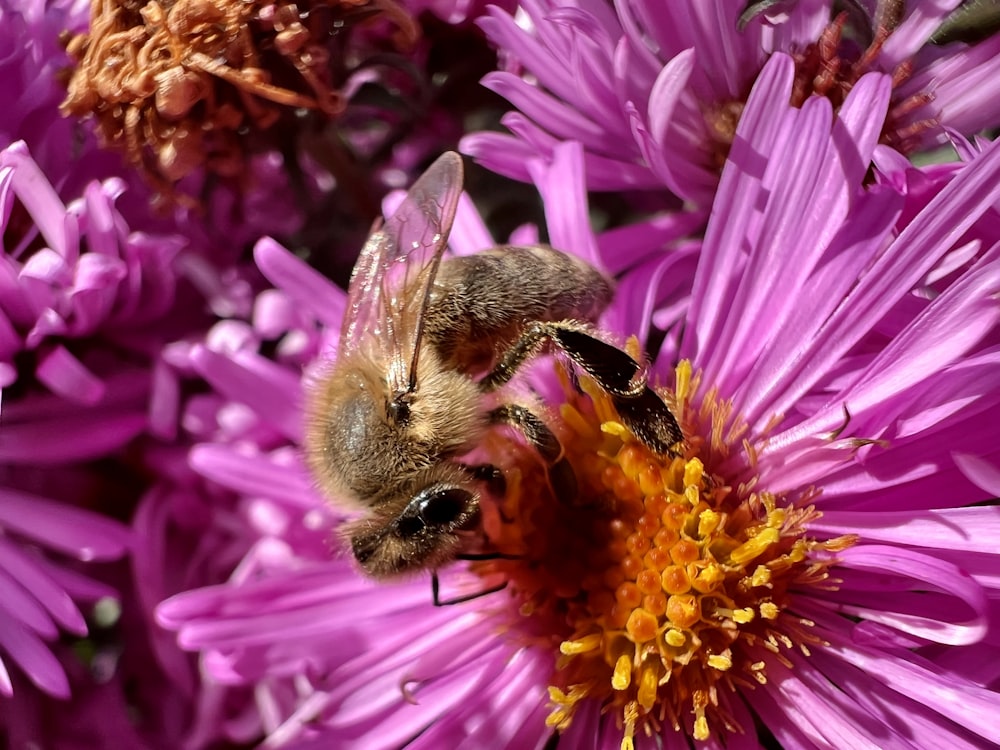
(462, 0), (1000, 208)
(0, 0), (232, 710)
(156, 53), (1000, 748)
(0, 463), (131, 700)
(0, 0), (95, 190)
(0, 138), (177, 703)
(0, 140), (191, 413)
(0, 471), (247, 747)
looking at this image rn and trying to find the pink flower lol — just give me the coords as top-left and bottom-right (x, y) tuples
(0, 464), (130, 699)
(462, 0), (1000, 208)
(155, 54), (1000, 748)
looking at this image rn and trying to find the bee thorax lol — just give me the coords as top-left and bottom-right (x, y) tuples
(304, 352), (484, 507)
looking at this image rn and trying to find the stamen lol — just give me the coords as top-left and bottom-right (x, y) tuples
(475, 358), (855, 746)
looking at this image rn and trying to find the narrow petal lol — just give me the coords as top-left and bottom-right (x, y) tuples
(190, 345), (304, 443)
(824, 635), (1000, 745)
(0, 409), (147, 464)
(831, 545), (988, 646)
(0, 538), (87, 634)
(34, 344), (105, 404)
(253, 238), (345, 330)
(0, 613), (69, 698)
(528, 142), (602, 271)
(189, 444), (320, 510)
(879, 0), (962, 70)
(0, 488), (131, 560)
(684, 53), (795, 363)
(1, 141), (68, 258)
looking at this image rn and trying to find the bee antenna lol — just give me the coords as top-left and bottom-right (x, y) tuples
(453, 551), (523, 561)
(431, 571), (508, 606)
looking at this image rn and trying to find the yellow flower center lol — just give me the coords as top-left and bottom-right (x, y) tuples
(476, 353), (855, 749)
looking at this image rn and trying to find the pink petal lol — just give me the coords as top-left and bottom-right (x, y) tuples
(832, 545), (988, 646)
(189, 444), (319, 510)
(0, 487), (131, 560)
(0, 613), (69, 698)
(0, 408), (147, 464)
(826, 637), (1000, 745)
(253, 238), (345, 330)
(684, 53), (795, 363)
(878, 0), (962, 70)
(0, 567), (58, 639)
(812, 507), (1000, 554)
(481, 72), (613, 152)
(0, 538), (87, 634)
(1, 141), (68, 258)
(952, 452), (1000, 495)
(34, 344), (105, 404)
(528, 142), (602, 271)
(190, 345), (303, 443)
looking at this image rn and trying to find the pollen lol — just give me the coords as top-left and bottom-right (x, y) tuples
(477, 356), (855, 749)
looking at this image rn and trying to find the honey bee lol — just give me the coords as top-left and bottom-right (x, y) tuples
(305, 152), (682, 592)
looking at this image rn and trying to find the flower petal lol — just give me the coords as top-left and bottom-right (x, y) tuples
(0, 487), (131, 560)
(253, 238), (345, 331)
(0, 612), (69, 698)
(829, 545), (988, 646)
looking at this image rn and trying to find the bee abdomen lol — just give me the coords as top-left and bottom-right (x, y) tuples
(426, 245), (613, 372)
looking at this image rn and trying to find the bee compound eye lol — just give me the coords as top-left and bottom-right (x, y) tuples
(416, 487), (474, 528)
(395, 509), (426, 538)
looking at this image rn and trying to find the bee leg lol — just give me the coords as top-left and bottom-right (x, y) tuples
(454, 551), (522, 561)
(484, 322), (684, 456)
(463, 463), (512, 520)
(480, 321), (645, 397)
(611, 385), (685, 456)
(466, 463), (507, 497)
(489, 404), (578, 503)
(431, 570), (508, 607)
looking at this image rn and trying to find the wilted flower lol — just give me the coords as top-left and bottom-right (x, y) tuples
(462, 0), (1000, 208)
(156, 52), (1000, 749)
(62, 0), (419, 188)
(0, 0), (120, 193)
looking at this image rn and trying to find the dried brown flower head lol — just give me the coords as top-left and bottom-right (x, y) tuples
(62, 0), (418, 189)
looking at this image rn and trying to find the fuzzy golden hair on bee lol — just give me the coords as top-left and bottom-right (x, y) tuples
(303, 151), (683, 584)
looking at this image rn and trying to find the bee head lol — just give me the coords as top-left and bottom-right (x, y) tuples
(348, 482), (480, 578)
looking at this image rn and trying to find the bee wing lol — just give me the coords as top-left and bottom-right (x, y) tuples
(339, 152), (464, 394)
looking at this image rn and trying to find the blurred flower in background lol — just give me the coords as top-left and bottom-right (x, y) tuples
(462, 0), (1000, 210)
(0, 33), (189, 704)
(60, 0), (417, 186)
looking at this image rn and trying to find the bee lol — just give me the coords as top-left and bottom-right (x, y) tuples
(305, 152), (682, 591)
